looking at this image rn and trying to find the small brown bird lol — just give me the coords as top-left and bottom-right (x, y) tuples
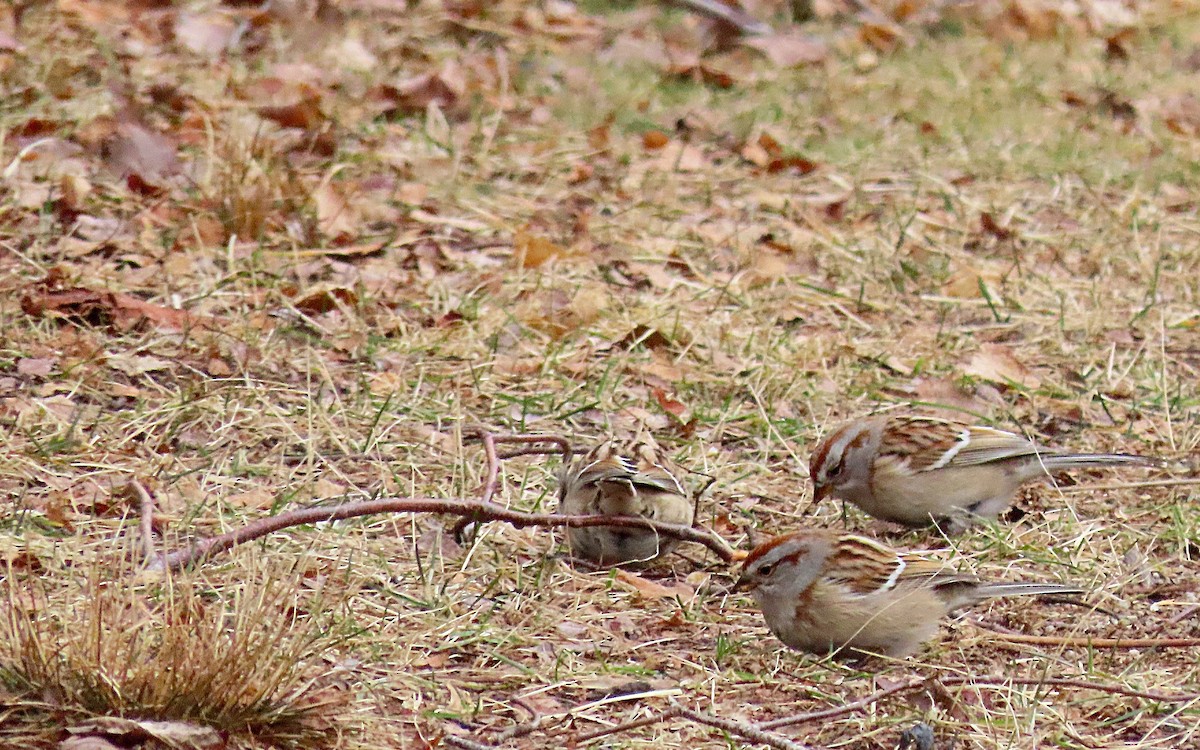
(558, 437), (694, 567)
(735, 529), (1084, 657)
(809, 414), (1158, 532)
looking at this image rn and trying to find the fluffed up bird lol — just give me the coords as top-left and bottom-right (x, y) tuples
(809, 414), (1159, 532)
(558, 436), (695, 567)
(735, 529), (1085, 658)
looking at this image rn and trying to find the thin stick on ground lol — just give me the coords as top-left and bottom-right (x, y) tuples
(1056, 477), (1200, 492)
(451, 433), (570, 539)
(568, 703), (814, 750)
(128, 479), (157, 562)
(673, 704), (815, 750)
(146, 433), (738, 571)
(574, 705), (686, 743)
(976, 628), (1200, 649)
(760, 680), (925, 729)
(762, 676), (1200, 730)
(443, 736), (495, 750)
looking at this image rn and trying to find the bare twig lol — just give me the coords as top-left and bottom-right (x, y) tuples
(148, 433), (737, 571)
(761, 679), (926, 729)
(985, 677), (1200, 702)
(574, 705), (685, 743)
(1166, 603), (1200, 626)
(497, 445), (572, 460)
(453, 433), (572, 539)
(467, 432), (571, 463)
(1055, 477), (1200, 493)
(149, 498), (736, 572)
(763, 675), (1200, 730)
(975, 627), (1200, 650)
(491, 696), (544, 743)
(128, 479), (157, 562)
(674, 704), (814, 750)
(571, 702), (812, 749)
(443, 735), (494, 750)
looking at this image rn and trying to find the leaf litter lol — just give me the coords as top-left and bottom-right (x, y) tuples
(1, 1), (1199, 749)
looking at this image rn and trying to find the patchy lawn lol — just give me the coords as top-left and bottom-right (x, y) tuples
(1, 1), (1198, 748)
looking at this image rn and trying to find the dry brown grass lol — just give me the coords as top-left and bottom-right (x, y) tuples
(2, 1), (1199, 748)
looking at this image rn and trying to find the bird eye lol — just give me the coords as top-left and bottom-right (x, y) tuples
(826, 462), (844, 479)
(756, 563), (774, 577)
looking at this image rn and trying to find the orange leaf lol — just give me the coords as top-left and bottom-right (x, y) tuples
(514, 228), (567, 268)
(258, 97), (325, 130)
(642, 130), (670, 150)
(21, 281), (214, 333)
(651, 387), (688, 419)
(614, 570), (694, 600)
(980, 212), (1015, 240)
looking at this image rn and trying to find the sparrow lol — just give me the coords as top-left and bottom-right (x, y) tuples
(558, 436), (694, 567)
(735, 529), (1084, 657)
(809, 414), (1158, 532)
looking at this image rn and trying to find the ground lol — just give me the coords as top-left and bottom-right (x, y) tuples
(1, 1), (1198, 749)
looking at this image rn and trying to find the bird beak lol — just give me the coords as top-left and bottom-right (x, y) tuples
(812, 484), (830, 503)
(731, 572), (754, 593)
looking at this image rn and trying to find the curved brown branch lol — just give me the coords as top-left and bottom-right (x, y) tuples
(149, 432), (735, 571)
(451, 433), (572, 539)
(149, 499), (737, 571)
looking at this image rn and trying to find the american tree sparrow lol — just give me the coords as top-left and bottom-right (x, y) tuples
(558, 437), (694, 566)
(736, 529), (1084, 657)
(810, 414), (1158, 532)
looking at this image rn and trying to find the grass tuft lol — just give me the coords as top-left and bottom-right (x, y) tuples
(0, 552), (346, 749)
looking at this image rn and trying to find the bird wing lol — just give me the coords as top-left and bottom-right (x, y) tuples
(564, 438), (687, 496)
(879, 416), (1040, 472)
(824, 534), (965, 596)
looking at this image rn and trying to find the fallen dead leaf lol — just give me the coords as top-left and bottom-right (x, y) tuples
(227, 488), (276, 510)
(292, 284), (358, 315)
(614, 569), (695, 600)
(653, 141), (706, 172)
(963, 343), (1041, 389)
(66, 718), (224, 750)
(651, 387), (689, 421)
(175, 10), (238, 57)
(642, 130), (670, 150)
(379, 60), (467, 116)
(258, 96), (325, 131)
(16, 358), (56, 377)
(514, 228), (567, 268)
(942, 267), (1004, 301)
(106, 352), (172, 376)
(741, 32), (828, 68)
(102, 122), (180, 186)
(980, 211), (1015, 240)
(1162, 94), (1200, 137)
(912, 376), (989, 413)
(21, 280), (213, 333)
(312, 179), (359, 240)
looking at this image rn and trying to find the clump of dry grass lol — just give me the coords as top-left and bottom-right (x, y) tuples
(0, 552), (346, 749)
